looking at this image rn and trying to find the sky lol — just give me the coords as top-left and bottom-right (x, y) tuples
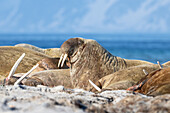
(0, 0), (170, 34)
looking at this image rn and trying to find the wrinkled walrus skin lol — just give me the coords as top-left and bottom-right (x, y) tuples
(135, 67), (170, 96)
(91, 64), (160, 92)
(59, 38), (154, 90)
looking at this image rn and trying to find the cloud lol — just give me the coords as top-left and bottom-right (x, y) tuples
(47, 8), (65, 30)
(76, 0), (117, 32)
(0, 0), (170, 33)
(112, 0), (170, 33)
(71, 0), (170, 33)
(0, 0), (21, 27)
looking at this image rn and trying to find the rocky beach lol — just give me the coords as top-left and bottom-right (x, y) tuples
(0, 85), (170, 113)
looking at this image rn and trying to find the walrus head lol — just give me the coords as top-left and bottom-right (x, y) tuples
(58, 37), (126, 90)
(58, 38), (85, 67)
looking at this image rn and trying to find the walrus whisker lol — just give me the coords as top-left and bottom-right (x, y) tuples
(89, 80), (101, 92)
(143, 69), (148, 75)
(6, 53), (25, 81)
(157, 61), (163, 69)
(61, 54), (67, 67)
(58, 54), (64, 67)
(14, 64), (39, 85)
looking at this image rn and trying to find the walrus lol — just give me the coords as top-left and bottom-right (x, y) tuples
(58, 37), (154, 90)
(0, 51), (69, 86)
(31, 58), (69, 74)
(0, 46), (49, 79)
(128, 67), (170, 96)
(163, 61), (170, 67)
(15, 43), (61, 58)
(91, 64), (160, 92)
(0, 46), (68, 82)
(1, 69), (72, 88)
(24, 69), (72, 88)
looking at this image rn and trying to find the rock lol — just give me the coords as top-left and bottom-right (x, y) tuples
(107, 94), (170, 113)
(0, 85), (169, 113)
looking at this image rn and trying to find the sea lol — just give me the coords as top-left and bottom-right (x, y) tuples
(0, 34), (169, 64)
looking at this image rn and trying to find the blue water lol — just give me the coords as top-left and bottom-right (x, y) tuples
(0, 34), (170, 64)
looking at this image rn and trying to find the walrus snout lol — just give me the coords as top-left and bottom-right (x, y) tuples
(58, 38), (85, 67)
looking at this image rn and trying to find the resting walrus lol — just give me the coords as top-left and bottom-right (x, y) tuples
(91, 64), (160, 92)
(15, 43), (62, 58)
(163, 61), (170, 67)
(0, 46), (49, 80)
(58, 37), (154, 90)
(31, 58), (69, 74)
(1, 69), (72, 88)
(128, 67), (170, 96)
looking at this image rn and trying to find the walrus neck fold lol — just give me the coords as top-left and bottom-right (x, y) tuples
(99, 46), (127, 73)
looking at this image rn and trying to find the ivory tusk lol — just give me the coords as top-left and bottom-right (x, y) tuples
(89, 79), (101, 92)
(7, 53), (25, 81)
(143, 69), (148, 75)
(14, 64), (39, 85)
(58, 54), (64, 67)
(61, 54), (67, 67)
(157, 61), (163, 69)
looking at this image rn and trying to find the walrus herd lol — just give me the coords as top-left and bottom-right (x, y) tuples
(0, 37), (170, 96)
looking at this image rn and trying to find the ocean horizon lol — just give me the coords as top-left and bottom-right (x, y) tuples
(0, 33), (170, 64)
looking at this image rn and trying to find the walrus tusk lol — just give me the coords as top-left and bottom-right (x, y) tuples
(157, 61), (163, 69)
(6, 53), (25, 81)
(58, 54), (64, 67)
(143, 69), (148, 75)
(61, 54), (68, 67)
(89, 80), (101, 92)
(14, 63), (39, 85)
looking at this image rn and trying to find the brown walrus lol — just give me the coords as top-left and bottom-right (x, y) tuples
(15, 43), (61, 58)
(92, 64), (160, 92)
(130, 67), (170, 96)
(24, 69), (72, 88)
(58, 37), (154, 90)
(2, 69), (72, 88)
(0, 56), (69, 86)
(0, 46), (49, 79)
(0, 46), (69, 83)
(31, 58), (69, 74)
(163, 61), (170, 67)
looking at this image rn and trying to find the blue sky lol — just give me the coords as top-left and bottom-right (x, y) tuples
(0, 0), (170, 34)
